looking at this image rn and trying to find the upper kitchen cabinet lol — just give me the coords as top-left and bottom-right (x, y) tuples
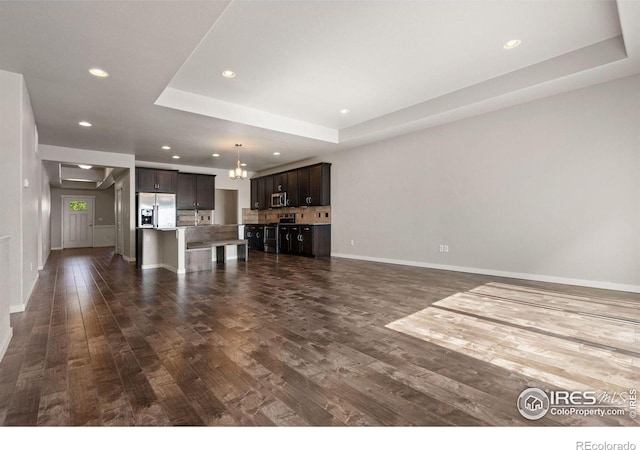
(274, 172), (287, 193)
(196, 174), (215, 210)
(136, 167), (178, 193)
(250, 178), (259, 210)
(260, 175), (274, 210)
(298, 163), (331, 206)
(286, 170), (298, 207)
(177, 173), (215, 210)
(249, 163), (330, 210)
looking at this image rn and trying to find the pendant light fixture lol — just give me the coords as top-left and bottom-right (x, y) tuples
(229, 143), (248, 180)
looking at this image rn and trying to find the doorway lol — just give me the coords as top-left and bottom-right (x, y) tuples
(62, 195), (95, 248)
(214, 189), (238, 225)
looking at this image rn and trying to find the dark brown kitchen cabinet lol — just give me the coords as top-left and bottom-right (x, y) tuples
(136, 167), (178, 193)
(298, 163), (330, 206)
(286, 170), (298, 207)
(177, 173), (215, 210)
(244, 224), (264, 251)
(195, 174), (215, 210)
(274, 172), (287, 193)
(260, 175), (274, 210)
(249, 162), (329, 210)
(257, 177), (267, 210)
(278, 225), (296, 254)
(278, 224), (330, 257)
(250, 178), (259, 210)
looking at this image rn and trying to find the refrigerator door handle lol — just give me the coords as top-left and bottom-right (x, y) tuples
(154, 204), (159, 228)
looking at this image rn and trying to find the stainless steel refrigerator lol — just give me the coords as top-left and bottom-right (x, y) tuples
(137, 193), (176, 229)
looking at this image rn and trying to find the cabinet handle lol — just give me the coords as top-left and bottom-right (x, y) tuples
(285, 234), (289, 241)
(247, 232), (252, 238)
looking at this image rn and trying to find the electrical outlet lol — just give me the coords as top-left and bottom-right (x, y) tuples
(439, 244), (444, 253)
(444, 245), (449, 253)
(350, 239), (355, 246)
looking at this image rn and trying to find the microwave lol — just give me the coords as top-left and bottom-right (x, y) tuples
(271, 192), (287, 208)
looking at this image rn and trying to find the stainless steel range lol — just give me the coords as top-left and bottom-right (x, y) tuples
(263, 213), (295, 253)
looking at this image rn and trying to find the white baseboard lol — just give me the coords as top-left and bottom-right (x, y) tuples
(331, 253), (640, 294)
(123, 255), (136, 263)
(141, 263), (184, 274)
(0, 327), (13, 363)
(51, 247), (62, 251)
(39, 248), (51, 270)
(10, 272), (40, 313)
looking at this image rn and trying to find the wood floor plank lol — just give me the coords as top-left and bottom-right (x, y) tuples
(472, 283), (640, 321)
(1, 247), (639, 426)
(435, 292), (639, 353)
(387, 304), (639, 407)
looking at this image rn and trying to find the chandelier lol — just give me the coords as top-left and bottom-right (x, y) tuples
(229, 143), (248, 180)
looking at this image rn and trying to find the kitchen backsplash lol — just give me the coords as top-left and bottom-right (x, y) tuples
(242, 206), (331, 224)
(178, 209), (214, 226)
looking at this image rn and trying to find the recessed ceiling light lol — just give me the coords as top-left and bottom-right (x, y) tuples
(222, 70), (236, 78)
(503, 39), (522, 49)
(78, 121), (92, 127)
(339, 109), (350, 114)
(273, 152), (281, 156)
(162, 146), (171, 150)
(240, 163), (247, 167)
(212, 153), (220, 157)
(172, 155), (180, 159)
(89, 68), (109, 77)
(78, 164), (92, 170)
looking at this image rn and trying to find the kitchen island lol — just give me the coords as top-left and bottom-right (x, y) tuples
(136, 224), (245, 274)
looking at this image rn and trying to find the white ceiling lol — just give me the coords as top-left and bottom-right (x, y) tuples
(43, 161), (126, 190)
(0, 1), (639, 173)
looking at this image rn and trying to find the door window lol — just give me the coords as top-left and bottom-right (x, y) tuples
(68, 200), (88, 211)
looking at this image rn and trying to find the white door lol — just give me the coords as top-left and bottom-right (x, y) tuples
(62, 196), (94, 248)
(115, 188), (123, 255)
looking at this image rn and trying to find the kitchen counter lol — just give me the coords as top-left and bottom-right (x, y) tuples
(136, 228), (186, 273)
(137, 224), (247, 274)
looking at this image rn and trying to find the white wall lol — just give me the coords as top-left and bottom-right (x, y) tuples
(260, 74), (640, 293)
(39, 162), (51, 270)
(0, 70), (42, 312)
(113, 170), (133, 260)
(0, 71), (23, 312)
(214, 189), (238, 225)
(20, 78), (40, 305)
(0, 236), (11, 362)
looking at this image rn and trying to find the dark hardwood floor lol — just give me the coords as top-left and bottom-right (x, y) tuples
(0, 247), (637, 426)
